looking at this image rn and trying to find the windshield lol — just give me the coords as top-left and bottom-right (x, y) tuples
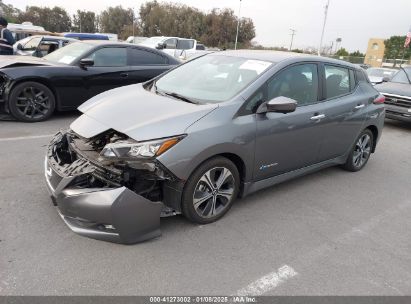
(155, 55), (272, 103)
(367, 68), (396, 78)
(390, 68), (411, 84)
(14, 36), (31, 47)
(43, 42), (94, 64)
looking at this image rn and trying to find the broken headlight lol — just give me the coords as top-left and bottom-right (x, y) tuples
(100, 135), (185, 160)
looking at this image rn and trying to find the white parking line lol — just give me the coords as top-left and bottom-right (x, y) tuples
(236, 265), (298, 296)
(0, 134), (55, 142)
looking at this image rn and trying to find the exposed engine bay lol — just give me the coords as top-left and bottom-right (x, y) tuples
(49, 129), (183, 216)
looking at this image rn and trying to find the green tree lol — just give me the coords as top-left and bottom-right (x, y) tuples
(349, 50), (364, 57)
(384, 36), (411, 62)
(138, 1), (255, 48)
(99, 6), (133, 38)
(72, 10), (97, 33)
(335, 47), (349, 56)
(0, 0), (21, 23)
(18, 6), (71, 32)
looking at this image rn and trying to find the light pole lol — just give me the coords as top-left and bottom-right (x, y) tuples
(234, 0), (242, 50)
(318, 0), (330, 56)
(132, 9), (135, 37)
(289, 28), (296, 51)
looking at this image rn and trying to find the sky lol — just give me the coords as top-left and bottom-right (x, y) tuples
(9, 0), (411, 52)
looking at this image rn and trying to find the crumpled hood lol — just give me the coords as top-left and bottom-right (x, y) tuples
(374, 82), (411, 98)
(71, 83), (218, 141)
(0, 56), (59, 69)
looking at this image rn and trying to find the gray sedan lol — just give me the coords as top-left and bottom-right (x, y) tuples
(45, 51), (385, 244)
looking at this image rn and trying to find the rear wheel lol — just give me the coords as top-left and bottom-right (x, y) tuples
(342, 129), (374, 172)
(9, 82), (56, 122)
(181, 157), (240, 224)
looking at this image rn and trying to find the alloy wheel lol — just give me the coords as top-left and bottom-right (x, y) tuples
(15, 86), (51, 120)
(193, 167), (235, 219)
(353, 133), (371, 168)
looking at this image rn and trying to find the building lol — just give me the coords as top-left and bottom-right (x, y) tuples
(364, 38), (385, 67)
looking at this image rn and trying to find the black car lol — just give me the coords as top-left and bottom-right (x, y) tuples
(375, 66), (411, 122)
(0, 41), (180, 122)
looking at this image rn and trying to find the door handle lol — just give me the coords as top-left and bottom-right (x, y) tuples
(354, 104), (365, 110)
(310, 114), (326, 121)
(120, 73), (129, 78)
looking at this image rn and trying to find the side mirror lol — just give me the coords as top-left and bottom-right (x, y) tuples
(16, 43), (23, 50)
(256, 96), (297, 114)
(79, 58), (94, 69)
(382, 76), (390, 82)
(156, 43), (166, 50)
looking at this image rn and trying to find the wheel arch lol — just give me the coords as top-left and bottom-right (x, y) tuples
(182, 152), (248, 195)
(365, 124), (378, 153)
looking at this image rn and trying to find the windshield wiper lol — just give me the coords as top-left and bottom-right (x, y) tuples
(163, 92), (198, 104)
(400, 67), (411, 84)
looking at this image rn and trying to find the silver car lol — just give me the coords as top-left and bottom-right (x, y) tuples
(45, 51), (385, 244)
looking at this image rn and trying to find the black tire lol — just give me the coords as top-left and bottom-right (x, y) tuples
(342, 129), (374, 172)
(181, 157), (240, 224)
(9, 82), (56, 122)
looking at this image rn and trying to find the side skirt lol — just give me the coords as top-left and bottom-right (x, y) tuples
(241, 155), (347, 198)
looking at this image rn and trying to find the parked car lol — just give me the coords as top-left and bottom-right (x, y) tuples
(0, 41), (180, 122)
(44, 51), (385, 244)
(63, 33), (109, 40)
(375, 66), (411, 122)
(366, 67), (397, 85)
(13, 35), (75, 57)
(140, 36), (198, 59)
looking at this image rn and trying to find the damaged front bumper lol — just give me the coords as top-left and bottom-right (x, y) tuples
(44, 131), (165, 244)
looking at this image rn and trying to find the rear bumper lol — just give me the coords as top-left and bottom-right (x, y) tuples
(44, 133), (163, 244)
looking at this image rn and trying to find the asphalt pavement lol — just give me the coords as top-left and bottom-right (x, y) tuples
(1, 112), (411, 295)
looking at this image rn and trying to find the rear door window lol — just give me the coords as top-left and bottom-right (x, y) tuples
(324, 65), (351, 99)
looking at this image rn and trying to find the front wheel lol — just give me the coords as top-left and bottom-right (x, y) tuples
(342, 129), (374, 172)
(181, 157), (240, 224)
(9, 82), (56, 122)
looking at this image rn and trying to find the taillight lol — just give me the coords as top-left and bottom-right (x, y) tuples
(373, 94), (385, 104)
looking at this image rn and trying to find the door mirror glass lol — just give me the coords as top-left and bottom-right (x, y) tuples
(79, 58), (94, 68)
(257, 96), (297, 114)
(382, 76), (390, 82)
(16, 43), (23, 50)
(156, 43), (166, 50)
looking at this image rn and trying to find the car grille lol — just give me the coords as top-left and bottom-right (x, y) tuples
(383, 94), (411, 108)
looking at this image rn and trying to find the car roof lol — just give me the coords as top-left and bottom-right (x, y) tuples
(74, 40), (180, 64)
(214, 50), (358, 69)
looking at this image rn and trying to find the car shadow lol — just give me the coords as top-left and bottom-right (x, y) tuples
(385, 119), (411, 131)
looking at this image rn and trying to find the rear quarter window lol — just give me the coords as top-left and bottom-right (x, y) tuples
(129, 48), (167, 65)
(356, 69), (370, 83)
